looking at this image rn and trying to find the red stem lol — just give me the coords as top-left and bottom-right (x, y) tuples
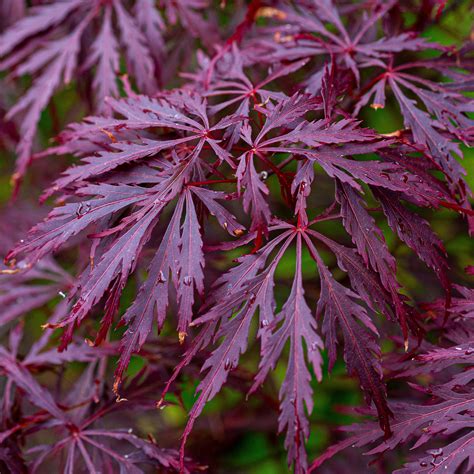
(204, 0), (262, 89)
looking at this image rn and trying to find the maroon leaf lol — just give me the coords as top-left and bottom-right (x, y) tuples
(304, 234), (392, 437)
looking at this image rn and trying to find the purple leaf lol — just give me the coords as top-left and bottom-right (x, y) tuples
(304, 235), (392, 437)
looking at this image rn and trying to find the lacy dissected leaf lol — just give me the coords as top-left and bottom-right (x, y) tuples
(85, 6), (120, 114)
(178, 229), (295, 463)
(304, 235), (392, 437)
(356, 58), (473, 191)
(374, 188), (450, 291)
(176, 189), (205, 334)
(0, 358), (186, 473)
(311, 389), (474, 472)
(114, 188), (206, 378)
(251, 234), (323, 472)
(203, 44), (308, 145)
(395, 432), (474, 474)
(314, 233), (392, 315)
(449, 285), (474, 320)
(235, 94), (383, 230)
(0, 259), (70, 326)
(0, 299), (112, 431)
(0, 204), (74, 326)
(0, 345), (69, 424)
(6, 184), (150, 267)
(57, 207), (162, 349)
(337, 182), (397, 290)
(6, 93), (247, 356)
(388, 77), (466, 185)
(0, 0), (165, 184)
(113, 199), (184, 388)
(310, 229), (415, 341)
(175, 219), (395, 470)
(236, 151), (272, 232)
(162, 0), (217, 47)
(45, 92), (240, 195)
(190, 186), (244, 237)
(254, 0), (429, 90)
(420, 284), (474, 327)
(298, 145), (450, 208)
(336, 182), (410, 335)
(312, 288), (474, 472)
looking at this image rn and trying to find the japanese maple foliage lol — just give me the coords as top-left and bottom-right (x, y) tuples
(0, 0), (215, 190)
(311, 285), (474, 473)
(1, 1), (473, 473)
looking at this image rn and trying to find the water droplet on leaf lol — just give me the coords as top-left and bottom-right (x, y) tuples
(158, 270), (167, 283)
(427, 448), (443, 458)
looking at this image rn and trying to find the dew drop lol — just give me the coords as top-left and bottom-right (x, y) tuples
(464, 347), (473, 355)
(20, 239), (24, 244)
(128, 428), (133, 434)
(183, 275), (192, 286)
(311, 342), (319, 351)
(420, 461), (428, 467)
(427, 448), (443, 458)
(249, 292), (256, 304)
(157, 270), (167, 283)
(76, 202), (91, 218)
(58, 291), (67, 299)
(260, 319), (269, 329)
(259, 171), (268, 181)
(224, 358), (232, 370)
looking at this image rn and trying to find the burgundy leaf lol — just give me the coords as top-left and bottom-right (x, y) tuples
(251, 234), (323, 472)
(375, 188), (449, 291)
(304, 235), (392, 437)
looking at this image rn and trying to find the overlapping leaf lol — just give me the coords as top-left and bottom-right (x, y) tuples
(0, 0), (213, 185)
